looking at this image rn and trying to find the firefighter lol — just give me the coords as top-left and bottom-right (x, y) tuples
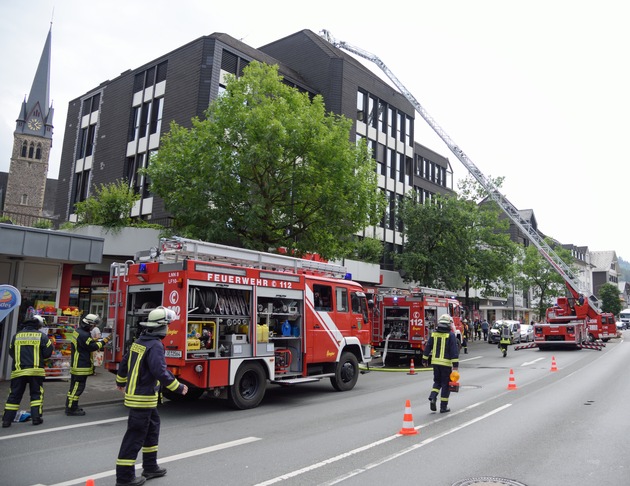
(115, 306), (188, 486)
(2, 315), (53, 428)
(422, 314), (460, 413)
(498, 322), (511, 357)
(66, 313), (110, 416)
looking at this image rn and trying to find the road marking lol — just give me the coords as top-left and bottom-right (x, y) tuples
(460, 356), (482, 362)
(521, 357), (545, 366)
(46, 437), (261, 486)
(0, 416), (128, 441)
(323, 404), (512, 485)
(253, 401), (502, 486)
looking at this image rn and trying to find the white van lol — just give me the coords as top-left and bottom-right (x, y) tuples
(619, 309), (630, 329)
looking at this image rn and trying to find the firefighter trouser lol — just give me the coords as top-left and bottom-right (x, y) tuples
(66, 374), (87, 411)
(429, 364), (452, 410)
(116, 407), (161, 482)
(3, 375), (45, 422)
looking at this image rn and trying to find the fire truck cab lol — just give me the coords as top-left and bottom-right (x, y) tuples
(105, 237), (372, 409)
(368, 287), (463, 366)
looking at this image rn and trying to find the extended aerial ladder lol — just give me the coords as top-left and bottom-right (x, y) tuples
(319, 30), (600, 312)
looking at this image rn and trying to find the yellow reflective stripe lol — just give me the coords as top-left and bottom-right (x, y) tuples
(142, 445), (158, 453)
(117, 459), (136, 467)
(165, 379), (180, 392)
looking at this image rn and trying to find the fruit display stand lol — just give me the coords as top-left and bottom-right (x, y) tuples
(42, 313), (80, 380)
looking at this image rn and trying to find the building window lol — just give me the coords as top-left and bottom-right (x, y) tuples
(20, 194), (28, 205)
(357, 90), (366, 122)
(21, 141), (27, 157)
(28, 143), (34, 158)
(72, 170), (91, 206)
(378, 100), (387, 133)
(35, 143), (42, 159)
(388, 106), (395, 137)
(139, 101), (151, 139)
(149, 97), (163, 135)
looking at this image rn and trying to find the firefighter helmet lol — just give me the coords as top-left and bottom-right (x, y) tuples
(81, 313), (101, 330)
(24, 315), (45, 329)
(437, 314), (453, 332)
(142, 306), (176, 338)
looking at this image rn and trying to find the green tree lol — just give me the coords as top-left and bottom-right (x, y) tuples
(599, 282), (622, 315)
(520, 240), (573, 320)
(73, 179), (140, 229)
(146, 61), (382, 259)
(395, 192), (517, 292)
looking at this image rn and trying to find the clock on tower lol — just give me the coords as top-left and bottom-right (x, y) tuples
(27, 118), (42, 130)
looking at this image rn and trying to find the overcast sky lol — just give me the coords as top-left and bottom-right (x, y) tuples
(1, 0), (629, 262)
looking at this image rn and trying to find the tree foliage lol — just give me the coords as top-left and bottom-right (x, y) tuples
(73, 179), (140, 229)
(395, 191), (517, 292)
(520, 240), (573, 320)
(146, 62), (382, 259)
(599, 282), (622, 316)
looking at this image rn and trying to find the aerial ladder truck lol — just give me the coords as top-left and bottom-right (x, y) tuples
(319, 30), (610, 350)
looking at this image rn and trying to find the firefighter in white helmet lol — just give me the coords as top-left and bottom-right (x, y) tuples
(422, 314), (460, 413)
(2, 315), (52, 427)
(65, 313), (109, 416)
(115, 307), (188, 486)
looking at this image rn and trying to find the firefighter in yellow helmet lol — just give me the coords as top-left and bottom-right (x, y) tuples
(422, 314), (460, 413)
(115, 307), (188, 486)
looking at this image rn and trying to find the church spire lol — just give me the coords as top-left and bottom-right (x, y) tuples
(16, 24), (53, 139)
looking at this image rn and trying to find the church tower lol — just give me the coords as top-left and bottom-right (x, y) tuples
(4, 25), (54, 221)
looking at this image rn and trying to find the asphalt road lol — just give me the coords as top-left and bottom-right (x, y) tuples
(1, 334), (628, 486)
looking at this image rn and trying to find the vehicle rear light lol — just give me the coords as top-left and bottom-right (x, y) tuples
(567, 326), (574, 334)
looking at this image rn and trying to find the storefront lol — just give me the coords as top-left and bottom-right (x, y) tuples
(0, 224), (104, 379)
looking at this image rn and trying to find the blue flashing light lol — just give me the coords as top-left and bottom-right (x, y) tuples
(344, 272), (352, 280)
(139, 263), (147, 273)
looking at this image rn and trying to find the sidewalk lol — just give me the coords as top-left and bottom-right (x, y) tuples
(0, 368), (123, 413)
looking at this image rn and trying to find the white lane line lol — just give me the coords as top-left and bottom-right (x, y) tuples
(521, 357), (545, 366)
(323, 404), (512, 485)
(460, 356), (483, 362)
(1, 416), (128, 441)
(46, 437), (261, 486)
(253, 401), (490, 486)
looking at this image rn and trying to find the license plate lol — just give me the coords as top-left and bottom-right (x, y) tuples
(164, 350), (182, 358)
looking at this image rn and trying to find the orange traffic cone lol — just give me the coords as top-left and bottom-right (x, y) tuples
(398, 399), (418, 435)
(86, 480), (95, 486)
(550, 356), (558, 372)
(507, 368), (518, 390)
(407, 359), (416, 375)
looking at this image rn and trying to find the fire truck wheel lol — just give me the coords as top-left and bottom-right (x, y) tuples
(587, 333), (595, 343)
(229, 362), (267, 410)
(330, 352), (359, 392)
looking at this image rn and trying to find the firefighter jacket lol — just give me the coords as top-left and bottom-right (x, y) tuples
(9, 325), (53, 379)
(499, 325), (512, 345)
(115, 334), (185, 409)
(69, 327), (106, 376)
(422, 331), (459, 368)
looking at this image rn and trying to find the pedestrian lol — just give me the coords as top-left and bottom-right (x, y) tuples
(498, 322), (511, 357)
(66, 313), (110, 416)
(90, 316), (104, 371)
(481, 319), (489, 341)
(115, 306), (188, 486)
(475, 320), (482, 341)
(422, 314), (460, 413)
(2, 315), (52, 428)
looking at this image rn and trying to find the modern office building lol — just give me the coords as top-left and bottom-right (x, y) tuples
(54, 29), (455, 274)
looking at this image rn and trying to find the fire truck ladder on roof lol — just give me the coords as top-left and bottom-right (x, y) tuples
(158, 236), (348, 278)
(319, 30), (600, 311)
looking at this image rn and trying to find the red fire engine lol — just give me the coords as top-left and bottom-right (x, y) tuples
(532, 285), (614, 350)
(367, 287), (464, 366)
(104, 237), (372, 409)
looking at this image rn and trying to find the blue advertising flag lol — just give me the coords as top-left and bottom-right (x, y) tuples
(0, 285), (21, 322)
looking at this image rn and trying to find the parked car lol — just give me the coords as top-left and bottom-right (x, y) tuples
(616, 320), (625, 331)
(488, 320), (522, 344)
(520, 323), (535, 342)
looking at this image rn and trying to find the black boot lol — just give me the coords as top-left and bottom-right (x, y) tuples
(429, 397), (437, 412)
(142, 466), (167, 479)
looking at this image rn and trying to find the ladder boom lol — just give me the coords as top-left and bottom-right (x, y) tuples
(154, 236), (348, 277)
(320, 30), (597, 309)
